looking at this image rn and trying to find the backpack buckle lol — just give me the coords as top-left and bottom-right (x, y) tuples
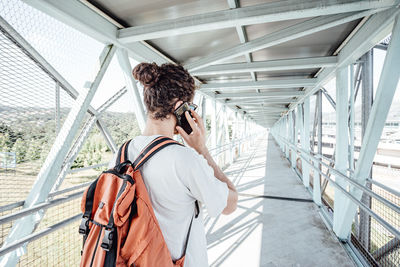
(101, 228), (114, 251)
(79, 216), (90, 236)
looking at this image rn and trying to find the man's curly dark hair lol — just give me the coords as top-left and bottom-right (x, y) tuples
(132, 62), (196, 119)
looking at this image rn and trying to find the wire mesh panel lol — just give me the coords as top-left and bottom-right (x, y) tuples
(0, 0), (125, 265)
(0, 0), (104, 93)
(0, 27), (76, 202)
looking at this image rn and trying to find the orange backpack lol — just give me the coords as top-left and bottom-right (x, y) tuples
(79, 136), (199, 267)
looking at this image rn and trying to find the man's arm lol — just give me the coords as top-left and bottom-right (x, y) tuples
(176, 110), (238, 215)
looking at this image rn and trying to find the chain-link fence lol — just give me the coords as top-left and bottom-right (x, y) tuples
(0, 0), (139, 265)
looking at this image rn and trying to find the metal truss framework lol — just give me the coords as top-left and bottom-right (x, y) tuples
(0, 3), (258, 265)
(0, 0), (399, 265)
(117, 0), (397, 43)
(271, 11), (400, 265)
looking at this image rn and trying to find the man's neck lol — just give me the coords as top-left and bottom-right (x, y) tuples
(142, 115), (175, 138)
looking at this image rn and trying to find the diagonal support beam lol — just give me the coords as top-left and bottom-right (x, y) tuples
(192, 56), (337, 76)
(227, 0), (257, 82)
(0, 45), (116, 266)
(117, 0), (397, 43)
(185, 9), (383, 71)
(201, 78), (316, 92)
(333, 14), (400, 240)
(116, 48), (146, 131)
(290, 8), (400, 111)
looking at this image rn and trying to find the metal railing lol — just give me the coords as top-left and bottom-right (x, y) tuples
(0, 133), (260, 259)
(272, 132), (400, 266)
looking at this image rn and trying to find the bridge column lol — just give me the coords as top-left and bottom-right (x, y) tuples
(313, 90), (322, 206)
(358, 50), (374, 249)
(334, 14), (400, 240)
(301, 99), (310, 187)
(116, 48), (146, 131)
(295, 105), (301, 172)
(333, 65), (350, 235)
(285, 115), (289, 159)
(210, 97), (218, 149)
(290, 110), (296, 168)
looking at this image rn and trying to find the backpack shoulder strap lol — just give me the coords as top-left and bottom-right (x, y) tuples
(132, 136), (183, 170)
(115, 139), (131, 165)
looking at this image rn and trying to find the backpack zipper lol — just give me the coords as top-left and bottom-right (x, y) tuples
(89, 227), (103, 267)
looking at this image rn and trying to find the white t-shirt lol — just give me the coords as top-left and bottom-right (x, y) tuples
(109, 135), (229, 267)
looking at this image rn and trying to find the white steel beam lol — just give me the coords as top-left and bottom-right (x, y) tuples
(216, 91), (304, 99)
(243, 107), (288, 112)
(116, 48), (146, 131)
(201, 79), (316, 92)
(301, 99), (311, 187)
(227, 0), (257, 82)
(247, 110), (284, 114)
(210, 98), (218, 149)
(225, 99), (294, 105)
(192, 56), (337, 76)
(290, 8), (400, 111)
(332, 66), (350, 235)
(284, 116), (289, 158)
(0, 45), (116, 266)
(290, 111), (296, 167)
(117, 0), (397, 43)
(334, 14), (400, 240)
(186, 10), (382, 71)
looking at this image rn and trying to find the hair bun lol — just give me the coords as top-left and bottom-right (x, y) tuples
(132, 62), (161, 88)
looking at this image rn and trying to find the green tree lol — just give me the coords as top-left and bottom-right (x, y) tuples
(71, 153), (84, 169)
(26, 139), (42, 161)
(12, 138), (27, 163)
(0, 133), (10, 152)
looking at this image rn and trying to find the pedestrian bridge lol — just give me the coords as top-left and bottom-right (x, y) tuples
(0, 1), (399, 266)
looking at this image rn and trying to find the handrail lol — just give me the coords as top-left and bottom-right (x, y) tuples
(275, 135), (400, 240)
(0, 190), (83, 225)
(366, 178), (400, 198)
(0, 181), (92, 215)
(0, 214), (81, 257)
(0, 133), (262, 258)
(281, 137), (400, 214)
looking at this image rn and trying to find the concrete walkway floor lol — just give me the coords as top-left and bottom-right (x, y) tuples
(205, 133), (355, 267)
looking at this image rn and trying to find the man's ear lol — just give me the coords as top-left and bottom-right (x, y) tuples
(174, 100), (183, 110)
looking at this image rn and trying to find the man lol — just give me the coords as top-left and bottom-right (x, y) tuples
(110, 62), (238, 266)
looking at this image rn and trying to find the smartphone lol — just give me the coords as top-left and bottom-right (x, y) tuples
(174, 102), (197, 135)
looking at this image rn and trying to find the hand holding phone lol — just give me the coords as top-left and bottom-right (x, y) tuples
(174, 102), (197, 134)
(175, 106), (207, 155)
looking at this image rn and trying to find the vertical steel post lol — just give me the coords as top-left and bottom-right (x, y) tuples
(358, 49), (374, 249)
(211, 97), (217, 150)
(201, 95), (207, 125)
(223, 105), (231, 165)
(285, 115), (289, 158)
(333, 66), (350, 234)
(291, 110), (296, 168)
(313, 90), (322, 206)
(349, 64), (355, 172)
(335, 15), (400, 240)
(296, 105), (302, 173)
(0, 45), (116, 266)
(302, 99), (311, 187)
(116, 48), (146, 131)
